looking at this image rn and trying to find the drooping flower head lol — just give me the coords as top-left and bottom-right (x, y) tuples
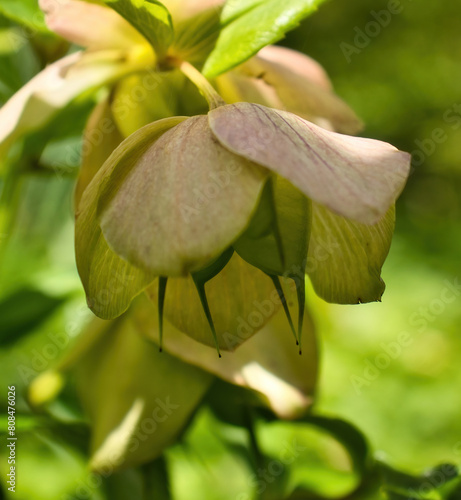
(4, 0), (413, 473)
(1, 0), (411, 358)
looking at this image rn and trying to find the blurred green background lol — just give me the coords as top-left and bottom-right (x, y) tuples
(285, 0), (461, 472)
(1, 0), (461, 498)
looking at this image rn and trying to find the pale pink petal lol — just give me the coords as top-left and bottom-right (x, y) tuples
(0, 52), (80, 154)
(0, 50), (145, 155)
(257, 45), (333, 91)
(39, 0), (147, 50)
(224, 46), (363, 134)
(99, 116), (267, 276)
(209, 103), (411, 225)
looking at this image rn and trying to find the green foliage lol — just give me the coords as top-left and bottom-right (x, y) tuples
(202, 0), (327, 77)
(104, 0), (173, 56)
(0, 0), (48, 32)
(0, 288), (66, 346)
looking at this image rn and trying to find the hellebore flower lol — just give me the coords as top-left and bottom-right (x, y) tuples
(0, 0), (411, 357)
(9, 0), (412, 473)
(76, 78), (411, 355)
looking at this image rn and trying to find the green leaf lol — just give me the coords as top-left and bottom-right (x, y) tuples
(306, 204), (395, 304)
(75, 118), (183, 319)
(135, 279), (318, 418)
(301, 416), (373, 476)
(142, 457), (172, 500)
(74, 316), (212, 471)
(103, 469), (144, 500)
(145, 252), (282, 351)
(99, 116), (267, 277)
(0, 0), (48, 32)
(0, 288), (65, 346)
(234, 175), (311, 276)
(379, 461), (459, 498)
(104, 0), (174, 57)
(202, 0), (327, 77)
(385, 493), (420, 500)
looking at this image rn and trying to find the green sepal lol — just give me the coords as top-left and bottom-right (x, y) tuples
(172, 5), (223, 66)
(268, 275), (298, 346)
(191, 248), (234, 358)
(234, 175), (311, 277)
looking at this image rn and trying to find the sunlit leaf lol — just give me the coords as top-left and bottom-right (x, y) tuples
(202, 0), (327, 77)
(209, 103), (411, 225)
(0, 0), (48, 32)
(104, 0), (174, 57)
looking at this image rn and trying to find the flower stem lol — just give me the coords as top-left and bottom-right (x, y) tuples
(174, 59), (226, 110)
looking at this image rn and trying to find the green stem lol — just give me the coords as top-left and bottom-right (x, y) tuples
(268, 274), (298, 345)
(175, 59), (226, 110)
